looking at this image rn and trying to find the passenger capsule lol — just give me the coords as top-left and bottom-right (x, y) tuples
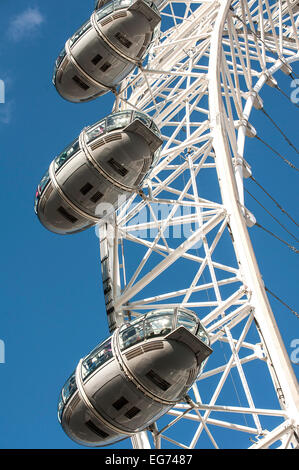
(34, 110), (162, 235)
(53, 0), (161, 102)
(58, 308), (212, 447)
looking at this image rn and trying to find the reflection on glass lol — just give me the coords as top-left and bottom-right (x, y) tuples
(34, 170), (50, 213)
(150, 121), (160, 136)
(119, 319), (144, 350)
(134, 111), (152, 128)
(96, 2), (115, 21)
(53, 49), (67, 85)
(86, 111), (161, 144)
(56, 48), (67, 69)
(145, 313), (173, 339)
(118, 308), (210, 351)
(106, 111), (131, 132)
(82, 338), (113, 379)
(198, 357), (209, 376)
(95, 0), (159, 30)
(119, 0), (132, 6)
(39, 170), (50, 193)
(54, 140), (80, 171)
(95, 0), (158, 14)
(196, 323), (210, 345)
(177, 311), (197, 334)
(62, 373), (77, 403)
(119, 311), (175, 351)
(142, 0), (160, 14)
(86, 120), (106, 143)
(58, 373), (77, 423)
(58, 395), (64, 422)
(70, 20), (92, 47)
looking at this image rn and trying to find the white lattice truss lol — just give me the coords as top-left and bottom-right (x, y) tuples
(98, 0), (299, 449)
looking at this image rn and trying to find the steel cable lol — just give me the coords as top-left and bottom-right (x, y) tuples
(274, 83), (299, 110)
(249, 175), (299, 228)
(255, 221), (299, 253)
(260, 108), (299, 155)
(245, 188), (299, 243)
(265, 287), (299, 320)
(254, 135), (299, 172)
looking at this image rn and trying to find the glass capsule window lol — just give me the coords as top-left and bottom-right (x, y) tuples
(62, 373), (77, 404)
(95, 0), (159, 26)
(95, 2), (115, 21)
(118, 308), (210, 351)
(142, 0), (160, 15)
(119, 319), (145, 350)
(95, 0), (104, 9)
(58, 373), (77, 423)
(95, 0), (133, 20)
(176, 309), (210, 346)
(144, 312), (173, 339)
(95, 0), (158, 12)
(86, 119), (106, 143)
(81, 338), (113, 380)
(177, 310), (198, 335)
(86, 110), (161, 144)
(196, 323), (210, 345)
(39, 170), (50, 193)
(53, 48), (67, 85)
(106, 111), (131, 133)
(56, 48), (67, 69)
(58, 394), (64, 423)
(69, 20), (92, 47)
(119, 310), (173, 351)
(54, 139), (80, 172)
(133, 111), (152, 128)
(34, 170), (50, 213)
(150, 121), (161, 138)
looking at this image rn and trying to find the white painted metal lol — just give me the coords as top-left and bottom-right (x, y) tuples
(97, 0), (299, 449)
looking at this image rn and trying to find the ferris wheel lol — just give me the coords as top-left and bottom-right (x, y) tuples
(35, 0), (299, 450)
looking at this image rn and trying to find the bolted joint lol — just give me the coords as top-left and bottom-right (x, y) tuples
(254, 342), (266, 361)
(233, 155), (252, 178)
(264, 72), (278, 88)
(243, 207), (256, 227)
(251, 91), (264, 110)
(238, 201), (256, 227)
(238, 119), (257, 138)
(279, 59), (293, 76)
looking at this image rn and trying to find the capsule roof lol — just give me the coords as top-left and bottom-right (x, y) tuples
(94, 0), (160, 13)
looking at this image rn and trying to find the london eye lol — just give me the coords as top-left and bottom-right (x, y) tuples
(34, 0), (299, 449)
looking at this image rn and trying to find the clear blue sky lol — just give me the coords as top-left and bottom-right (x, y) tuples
(0, 1), (298, 450)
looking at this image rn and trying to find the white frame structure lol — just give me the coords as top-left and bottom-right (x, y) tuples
(98, 0), (299, 449)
